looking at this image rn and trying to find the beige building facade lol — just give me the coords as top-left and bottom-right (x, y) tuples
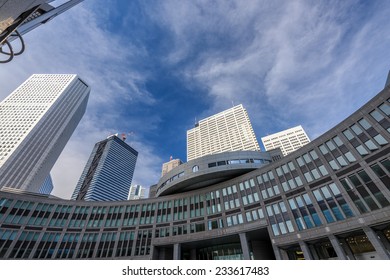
(187, 104), (260, 161)
(161, 157), (182, 177)
(261, 125), (310, 156)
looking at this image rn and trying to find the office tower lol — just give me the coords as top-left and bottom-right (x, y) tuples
(187, 104), (260, 161)
(128, 184), (146, 200)
(161, 156), (182, 177)
(72, 134), (138, 201)
(261, 125), (310, 156)
(148, 184), (157, 198)
(0, 0), (83, 63)
(0, 74), (90, 194)
(38, 174), (54, 195)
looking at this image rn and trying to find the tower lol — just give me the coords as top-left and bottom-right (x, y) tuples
(187, 104), (260, 161)
(0, 74), (90, 194)
(161, 157), (182, 177)
(128, 184), (146, 200)
(261, 125), (310, 156)
(71, 134), (138, 201)
(38, 174), (54, 195)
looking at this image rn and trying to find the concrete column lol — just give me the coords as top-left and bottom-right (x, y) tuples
(272, 244), (283, 260)
(130, 237), (137, 257)
(377, 231), (390, 252)
(190, 248), (197, 260)
(339, 238), (355, 260)
(150, 245), (159, 260)
(173, 243), (181, 260)
(298, 241), (313, 260)
(239, 233), (251, 260)
(280, 247), (289, 260)
(308, 244), (319, 260)
(363, 227), (390, 260)
(328, 235), (348, 260)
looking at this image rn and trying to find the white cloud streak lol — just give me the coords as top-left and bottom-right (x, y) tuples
(146, 0), (390, 139)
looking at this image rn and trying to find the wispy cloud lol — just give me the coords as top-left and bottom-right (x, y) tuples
(144, 0), (390, 139)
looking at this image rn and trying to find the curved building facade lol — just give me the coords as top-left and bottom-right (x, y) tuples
(1, 84), (390, 260)
(156, 150), (275, 197)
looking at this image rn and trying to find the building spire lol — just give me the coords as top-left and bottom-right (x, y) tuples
(385, 70), (390, 88)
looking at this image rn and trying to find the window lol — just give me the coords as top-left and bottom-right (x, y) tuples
(363, 140), (377, 151)
(325, 140), (336, 151)
(192, 165), (199, 172)
(358, 118), (371, 130)
(351, 124), (363, 135)
(374, 134), (388, 145)
(345, 152), (356, 162)
(379, 103), (390, 116)
(370, 110), (384, 122)
(333, 136), (343, 147)
(356, 145), (369, 156)
(343, 129), (354, 140)
(318, 144), (329, 155)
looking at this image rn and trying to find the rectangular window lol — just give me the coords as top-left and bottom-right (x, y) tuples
(370, 110), (384, 122)
(343, 129), (354, 140)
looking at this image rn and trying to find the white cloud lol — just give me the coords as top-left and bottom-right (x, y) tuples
(146, 0), (390, 140)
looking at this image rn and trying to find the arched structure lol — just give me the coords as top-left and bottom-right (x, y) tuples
(1, 83), (390, 260)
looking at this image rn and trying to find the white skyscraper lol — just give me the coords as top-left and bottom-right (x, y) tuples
(187, 104), (260, 161)
(128, 184), (146, 200)
(261, 125), (310, 156)
(0, 74), (90, 194)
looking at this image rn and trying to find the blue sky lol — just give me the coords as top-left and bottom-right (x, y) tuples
(0, 0), (390, 199)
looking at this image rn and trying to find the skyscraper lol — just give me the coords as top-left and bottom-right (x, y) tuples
(0, 74), (90, 194)
(161, 157), (182, 177)
(38, 174), (54, 195)
(128, 184), (146, 200)
(261, 125), (310, 156)
(187, 104), (260, 161)
(72, 134), (138, 201)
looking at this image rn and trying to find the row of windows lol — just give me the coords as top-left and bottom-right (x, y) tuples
(208, 158), (270, 168)
(3, 158), (390, 232)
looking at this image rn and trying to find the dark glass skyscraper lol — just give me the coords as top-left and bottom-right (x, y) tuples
(71, 134), (138, 201)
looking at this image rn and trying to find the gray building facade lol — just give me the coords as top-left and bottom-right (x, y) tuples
(0, 80), (390, 260)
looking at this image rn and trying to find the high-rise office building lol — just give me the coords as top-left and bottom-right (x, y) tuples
(0, 74), (90, 194)
(128, 184), (146, 200)
(187, 104), (260, 161)
(261, 125), (310, 156)
(161, 157), (182, 177)
(38, 174), (54, 195)
(72, 134), (138, 201)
